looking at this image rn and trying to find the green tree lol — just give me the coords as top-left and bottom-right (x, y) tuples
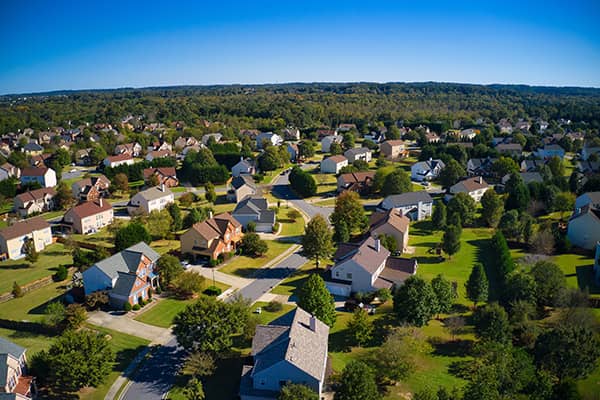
(183, 207), (207, 229)
(529, 261), (567, 308)
(44, 301), (66, 328)
(441, 225), (461, 258)
(113, 172), (129, 192)
(173, 295), (247, 353)
(465, 263), (488, 307)
(33, 330), (114, 393)
(64, 304), (87, 330)
(89, 145), (107, 164)
(393, 275), (437, 326)
(240, 232), (268, 256)
(342, 132), (355, 150)
(330, 142), (343, 155)
(377, 233), (397, 253)
(447, 192), (476, 226)
(431, 201), (447, 230)
(11, 281), (23, 298)
(297, 273), (336, 327)
(301, 215), (334, 269)
(297, 141), (316, 159)
(167, 202), (183, 231)
(144, 209), (173, 239)
(505, 175), (530, 211)
(491, 230), (515, 283)
(286, 209), (301, 222)
(183, 352), (216, 378)
(172, 271), (206, 298)
(473, 303), (511, 344)
(331, 191), (367, 234)
(183, 378), (205, 400)
(492, 157), (519, 177)
(381, 169), (411, 196)
(334, 361), (381, 400)
(333, 219), (350, 243)
(431, 274), (456, 317)
(24, 237), (39, 263)
(289, 166), (317, 197)
(480, 189), (504, 228)
(553, 191), (575, 218)
(438, 159), (465, 187)
(503, 271), (537, 306)
(55, 181), (75, 210)
(372, 328), (420, 383)
(157, 254), (183, 287)
(115, 222), (152, 251)
(547, 155), (565, 178)
(204, 182), (217, 203)
(347, 308), (374, 346)
(279, 383), (318, 400)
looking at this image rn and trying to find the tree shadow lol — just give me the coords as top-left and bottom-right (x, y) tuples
(0, 263), (29, 270)
(429, 337), (474, 357)
(328, 328), (352, 353)
(28, 294), (65, 316)
(468, 238), (501, 302)
(576, 265), (600, 295)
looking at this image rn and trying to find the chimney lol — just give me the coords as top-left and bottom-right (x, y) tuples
(209, 210), (213, 219)
(478, 176), (483, 184)
(310, 315), (316, 332)
(375, 238), (381, 252)
(160, 183), (165, 192)
(99, 198), (103, 208)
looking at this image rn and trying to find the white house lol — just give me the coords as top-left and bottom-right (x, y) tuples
(231, 158), (256, 177)
(320, 155), (348, 174)
(20, 167), (57, 188)
(567, 206), (600, 250)
(0, 217), (52, 260)
(103, 154), (134, 168)
(411, 159), (445, 182)
(127, 185), (174, 215)
(377, 191), (434, 221)
(344, 147), (372, 163)
(321, 134), (343, 153)
(449, 176), (490, 202)
(256, 132), (283, 149)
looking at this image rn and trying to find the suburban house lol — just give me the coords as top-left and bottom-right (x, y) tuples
(582, 144), (600, 161)
(283, 127), (301, 141)
(201, 133), (223, 146)
(449, 176), (490, 202)
(326, 237), (418, 296)
(20, 167), (57, 188)
(535, 144), (565, 159)
(114, 142), (142, 157)
(103, 154), (134, 168)
(232, 158), (256, 177)
(256, 132), (283, 149)
(320, 155), (348, 174)
(502, 172), (543, 185)
(227, 175), (257, 203)
(578, 160), (600, 175)
(82, 242), (160, 308)
(521, 159), (546, 172)
(13, 188), (56, 217)
(496, 143), (522, 156)
(425, 132), (441, 143)
(128, 185), (174, 215)
(239, 308), (329, 400)
(575, 192), (600, 210)
(321, 134), (343, 153)
(467, 157), (497, 176)
(21, 142), (43, 156)
(0, 163), (19, 181)
(174, 136), (199, 149)
(29, 154), (52, 168)
(71, 175), (111, 202)
(145, 150), (174, 162)
(0, 217), (52, 260)
(0, 337), (34, 399)
(143, 167), (179, 187)
(411, 159), (445, 182)
(567, 205), (600, 250)
(62, 199), (114, 234)
(337, 171), (375, 193)
(377, 191), (434, 221)
(286, 143), (299, 162)
(458, 128), (479, 140)
(337, 123), (357, 132)
(514, 120), (531, 131)
(344, 147), (372, 163)
(180, 213), (243, 262)
(496, 119), (513, 134)
(232, 197), (276, 233)
(380, 140), (408, 160)
(370, 209), (410, 252)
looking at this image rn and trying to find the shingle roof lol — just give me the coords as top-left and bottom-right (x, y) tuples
(380, 191), (433, 209)
(15, 187), (56, 203)
(143, 167), (177, 180)
(231, 175), (256, 190)
(21, 167), (49, 177)
(344, 147), (371, 157)
(106, 153), (133, 163)
(189, 213), (242, 241)
(324, 155), (347, 164)
(111, 272), (139, 298)
(450, 177), (489, 193)
(335, 236), (390, 275)
(370, 209), (410, 234)
(65, 200), (112, 220)
(0, 217), (50, 241)
(133, 186), (173, 201)
(92, 242), (159, 280)
(0, 337), (25, 359)
(338, 171), (375, 185)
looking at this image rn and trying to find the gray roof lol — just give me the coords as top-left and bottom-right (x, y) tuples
(111, 272), (138, 298)
(0, 337), (26, 388)
(93, 242), (160, 280)
(233, 197), (275, 224)
(380, 191), (433, 209)
(133, 186), (173, 201)
(251, 307), (329, 381)
(521, 172), (543, 184)
(23, 142), (43, 151)
(231, 175), (256, 190)
(344, 147), (371, 157)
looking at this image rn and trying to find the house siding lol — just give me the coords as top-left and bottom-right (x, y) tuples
(253, 361), (319, 394)
(567, 214), (600, 250)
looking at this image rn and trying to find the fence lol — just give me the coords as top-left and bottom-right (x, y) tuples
(0, 267), (76, 304)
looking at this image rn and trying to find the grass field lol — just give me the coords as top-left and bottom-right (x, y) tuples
(269, 262), (314, 297)
(218, 240), (294, 278)
(276, 207), (305, 237)
(0, 243), (72, 294)
(70, 228), (115, 249)
(0, 278), (69, 322)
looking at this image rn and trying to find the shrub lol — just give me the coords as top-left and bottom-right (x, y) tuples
(53, 265), (68, 282)
(123, 303), (132, 312)
(246, 221), (256, 233)
(148, 288), (153, 299)
(132, 304), (141, 311)
(12, 282), (23, 298)
(264, 300), (283, 312)
(272, 222), (280, 233)
(155, 286), (162, 295)
(203, 286), (222, 296)
(138, 297), (144, 306)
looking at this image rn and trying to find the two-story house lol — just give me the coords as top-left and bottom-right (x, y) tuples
(344, 147), (372, 163)
(337, 172), (375, 194)
(180, 212), (243, 262)
(467, 157), (497, 177)
(20, 167), (57, 188)
(256, 132), (283, 149)
(13, 188), (56, 217)
(411, 159), (445, 182)
(232, 158), (256, 178)
(103, 154), (134, 168)
(449, 176), (490, 202)
(496, 143), (522, 156)
(114, 142), (142, 157)
(0, 217), (52, 260)
(370, 209), (410, 252)
(535, 144), (565, 159)
(239, 308), (329, 400)
(82, 242), (160, 308)
(232, 197), (276, 233)
(145, 150), (174, 162)
(143, 167), (179, 188)
(0, 337), (34, 399)
(320, 134), (343, 153)
(127, 185), (174, 215)
(71, 175), (111, 202)
(63, 199), (114, 234)
(0, 163), (20, 182)
(380, 140), (408, 160)
(320, 155), (348, 174)
(377, 191), (434, 221)
(227, 175), (257, 203)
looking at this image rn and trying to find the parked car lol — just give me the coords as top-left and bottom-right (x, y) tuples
(180, 260), (190, 269)
(254, 307), (262, 314)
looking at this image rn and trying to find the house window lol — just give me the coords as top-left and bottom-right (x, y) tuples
(335, 271), (339, 277)
(346, 273), (352, 279)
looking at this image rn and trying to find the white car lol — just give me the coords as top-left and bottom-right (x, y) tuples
(180, 260), (190, 269)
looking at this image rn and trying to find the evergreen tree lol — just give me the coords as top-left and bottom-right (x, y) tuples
(480, 189), (504, 228)
(431, 274), (456, 317)
(473, 303), (511, 344)
(297, 273), (336, 327)
(204, 182), (217, 203)
(334, 361), (381, 400)
(441, 225), (461, 258)
(167, 202), (183, 231)
(431, 201), (447, 230)
(465, 263), (488, 307)
(439, 159), (466, 187)
(115, 222), (151, 251)
(347, 308), (374, 346)
(333, 219), (350, 243)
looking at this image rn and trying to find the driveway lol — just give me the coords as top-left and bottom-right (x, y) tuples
(270, 172), (333, 221)
(87, 311), (173, 344)
(188, 265), (252, 288)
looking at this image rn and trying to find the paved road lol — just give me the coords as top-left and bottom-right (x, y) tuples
(270, 172), (333, 221)
(121, 337), (185, 400)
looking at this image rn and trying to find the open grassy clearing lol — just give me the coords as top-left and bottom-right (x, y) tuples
(276, 207), (305, 237)
(218, 240), (294, 278)
(0, 278), (69, 322)
(0, 243), (72, 294)
(269, 262), (315, 297)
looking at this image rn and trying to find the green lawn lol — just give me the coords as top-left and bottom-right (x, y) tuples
(79, 325), (151, 400)
(0, 243), (73, 294)
(253, 301), (296, 325)
(218, 240), (294, 278)
(171, 186), (187, 193)
(0, 278), (69, 322)
(0, 327), (53, 355)
(70, 228), (115, 250)
(269, 262), (314, 297)
(40, 210), (67, 221)
(313, 198), (337, 207)
(276, 207), (305, 237)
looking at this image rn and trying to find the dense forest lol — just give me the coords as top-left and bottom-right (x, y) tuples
(1, 82), (600, 133)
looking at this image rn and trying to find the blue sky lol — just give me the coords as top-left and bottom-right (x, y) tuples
(1, 0), (599, 94)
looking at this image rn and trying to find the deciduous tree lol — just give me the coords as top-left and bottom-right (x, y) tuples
(334, 361), (381, 400)
(393, 276), (437, 327)
(297, 273), (336, 327)
(347, 308), (374, 346)
(301, 215), (334, 268)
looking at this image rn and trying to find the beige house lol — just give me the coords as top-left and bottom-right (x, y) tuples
(13, 188), (56, 217)
(63, 199), (114, 234)
(0, 217), (52, 260)
(227, 175), (257, 203)
(180, 213), (243, 261)
(380, 140), (408, 160)
(127, 185), (174, 215)
(449, 176), (490, 202)
(0, 337), (34, 399)
(370, 209), (410, 252)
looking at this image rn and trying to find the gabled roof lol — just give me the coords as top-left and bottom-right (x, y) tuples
(23, 142), (43, 151)
(251, 307), (329, 381)
(92, 242), (160, 280)
(0, 217), (50, 240)
(323, 155), (347, 164)
(231, 175), (256, 190)
(381, 139), (404, 147)
(450, 176), (489, 193)
(188, 212), (242, 241)
(338, 171), (375, 185)
(380, 191), (434, 209)
(21, 166), (49, 177)
(233, 197), (275, 224)
(143, 167), (177, 180)
(15, 187), (56, 203)
(133, 186), (173, 201)
(111, 272), (139, 298)
(65, 200), (112, 220)
(105, 153), (133, 163)
(0, 337), (25, 359)
(334, 236), (390, 274)
(412, 159), (445, 171)
(344, 147), (371, 157)
(370, 209), (409, 234)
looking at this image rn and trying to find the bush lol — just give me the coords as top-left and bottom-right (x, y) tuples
(203, 286), (222, 296)
(246, 221), (256, 233)
(132, 304), (141, 311)
(148, 288), (153, 299)
(12, 281), (23, 298)
(272, 222), (280, 233)
(138, 297), (144, 306)
(155, 287), (162, 295)
(123, 303), (132, 312)
(264, 300), (283, 312)
(53, 265), (68, 282)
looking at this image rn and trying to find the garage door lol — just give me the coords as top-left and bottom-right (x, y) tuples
(326, 282), (351, 297)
